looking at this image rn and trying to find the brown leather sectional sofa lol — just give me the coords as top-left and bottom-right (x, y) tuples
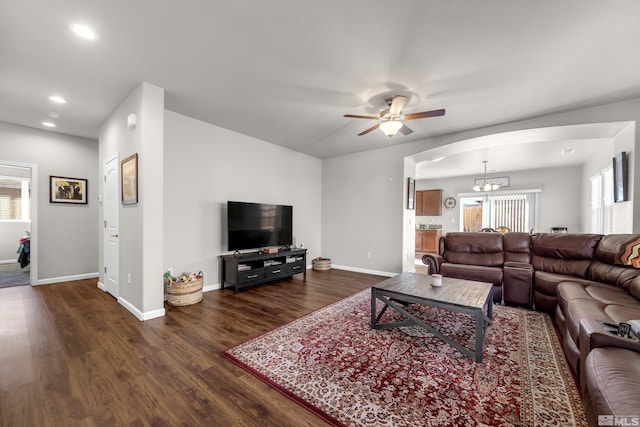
(422, 232), (640, 425)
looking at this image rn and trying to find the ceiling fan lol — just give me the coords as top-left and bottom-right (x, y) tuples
(344, 95), (445, 137)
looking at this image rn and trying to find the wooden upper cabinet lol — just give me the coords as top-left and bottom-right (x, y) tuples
(415, 191), (423, 215)
(416, 189), (443, 216)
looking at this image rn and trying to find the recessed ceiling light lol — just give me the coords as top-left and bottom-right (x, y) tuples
(46, 111), (61, 119)
(41, 121), (56, 128)
(48, 95), (67, 104)
(68, 23), (98, 40)
(561, 148), (576, 155)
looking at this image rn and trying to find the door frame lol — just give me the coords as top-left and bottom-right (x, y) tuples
(0, 160), (38, 286)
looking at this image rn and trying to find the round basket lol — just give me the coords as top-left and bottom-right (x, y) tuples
(167, 277), (203, 306)
(312, 258), (331, 271)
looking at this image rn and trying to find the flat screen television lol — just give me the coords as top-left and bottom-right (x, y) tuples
(227, 201), (293, 251)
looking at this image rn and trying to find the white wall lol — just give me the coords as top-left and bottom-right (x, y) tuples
(99, 82), (165, 319)
(323, 146), (405, 275)
(580, 122), (635, 233)
(417, 165), (584, 234)
(163, 110), (322, 288)
(0, 121), (98, 280)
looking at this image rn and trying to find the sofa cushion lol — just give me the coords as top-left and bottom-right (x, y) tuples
(563, 299), (611, 346)
(440, 263), (503, 285)
(503, 232), (531, 263)
(532, 256), (592, 279)
(442, 232), (504, 267)
(584, 347), (640, 426)
(587, 234), (640, 289)
(531, 233), (601, 280)
(587, 260), (640, 290)
(597, 234), (637, 265)
(534, 271), (594, 297)
(557, 281), (639, 308)
(557, 282), (640, 345)
(531, 233), (602, 260)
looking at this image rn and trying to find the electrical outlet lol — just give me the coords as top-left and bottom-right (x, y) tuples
(127, 273), (131, 285)
(367, 252), (372, 259)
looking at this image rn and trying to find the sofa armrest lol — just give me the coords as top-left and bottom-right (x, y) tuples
(422, 254), (444, 275)
(503, 262), (533, 307)
(579, 318), (640, 388)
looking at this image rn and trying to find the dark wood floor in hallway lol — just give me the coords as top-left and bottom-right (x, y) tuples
(0, 269), (385, 426)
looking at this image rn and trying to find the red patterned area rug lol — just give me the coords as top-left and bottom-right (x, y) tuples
(221, 289), (587, 426)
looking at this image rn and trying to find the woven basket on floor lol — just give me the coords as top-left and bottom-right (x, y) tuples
(167, 277), (203, 306)
(312, 258), (331, 271)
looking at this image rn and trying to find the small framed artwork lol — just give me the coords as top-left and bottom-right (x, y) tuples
(50, 176), (88, 204)
(121, 153), (138, 205)
(613, 151), (628, 203)
(407, 177), (415, 210)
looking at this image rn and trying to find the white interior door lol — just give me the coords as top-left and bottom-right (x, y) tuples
(103, 155), (119, 298)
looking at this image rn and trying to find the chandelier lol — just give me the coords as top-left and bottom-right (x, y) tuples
(473, 161), (500, 191)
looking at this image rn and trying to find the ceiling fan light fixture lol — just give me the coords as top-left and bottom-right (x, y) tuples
(379, 120), (403, 137)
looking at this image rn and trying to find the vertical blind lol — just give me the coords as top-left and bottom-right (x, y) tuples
(488, 193), (531, 232)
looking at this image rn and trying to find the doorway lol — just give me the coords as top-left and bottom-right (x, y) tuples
(0, 161), (37, 288)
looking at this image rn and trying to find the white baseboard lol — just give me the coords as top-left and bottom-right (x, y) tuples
(331, 264), (396, 278)
(98, 281), (166, 321)
(36, 272), (99, 286)
(118, 296), (165, 321)
(203, 282), (221, 292)
(0, 259), (18, 264)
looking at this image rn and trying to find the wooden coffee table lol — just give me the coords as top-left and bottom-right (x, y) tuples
(371, 272), (493, 362)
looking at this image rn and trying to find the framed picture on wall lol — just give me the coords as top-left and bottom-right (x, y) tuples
(613, 151), (628, 202)
(407, 177), (415, 210)
(49, 176), (88, 204)
(121, 153), (138, 205)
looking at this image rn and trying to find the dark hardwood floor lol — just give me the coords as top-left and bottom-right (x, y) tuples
(0, 269), (385, 426)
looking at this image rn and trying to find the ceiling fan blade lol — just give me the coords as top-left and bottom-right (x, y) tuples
(399, 124), (413, 135)
(404, 108), (446, 120)
(358, 124), (380, 136)
(389, 96), (408, 115)
(344, 114), (379, 120)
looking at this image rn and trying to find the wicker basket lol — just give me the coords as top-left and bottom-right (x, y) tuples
(312, 258), (331, 271)
(167, 277), (203, 306)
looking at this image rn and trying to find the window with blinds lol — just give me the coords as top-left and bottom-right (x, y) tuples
(460, 190), (539, 233)
(0, 177), (30, 221)
(590, 167), (613, 234)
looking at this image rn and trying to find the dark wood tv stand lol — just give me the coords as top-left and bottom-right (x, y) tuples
(218, 248), (307, 294)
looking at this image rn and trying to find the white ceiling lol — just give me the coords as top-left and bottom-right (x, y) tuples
(2, 1), (640, 167)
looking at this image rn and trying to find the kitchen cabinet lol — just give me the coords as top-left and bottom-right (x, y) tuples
(415, 229), (442, 253)
(416, 189), (443, 216)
